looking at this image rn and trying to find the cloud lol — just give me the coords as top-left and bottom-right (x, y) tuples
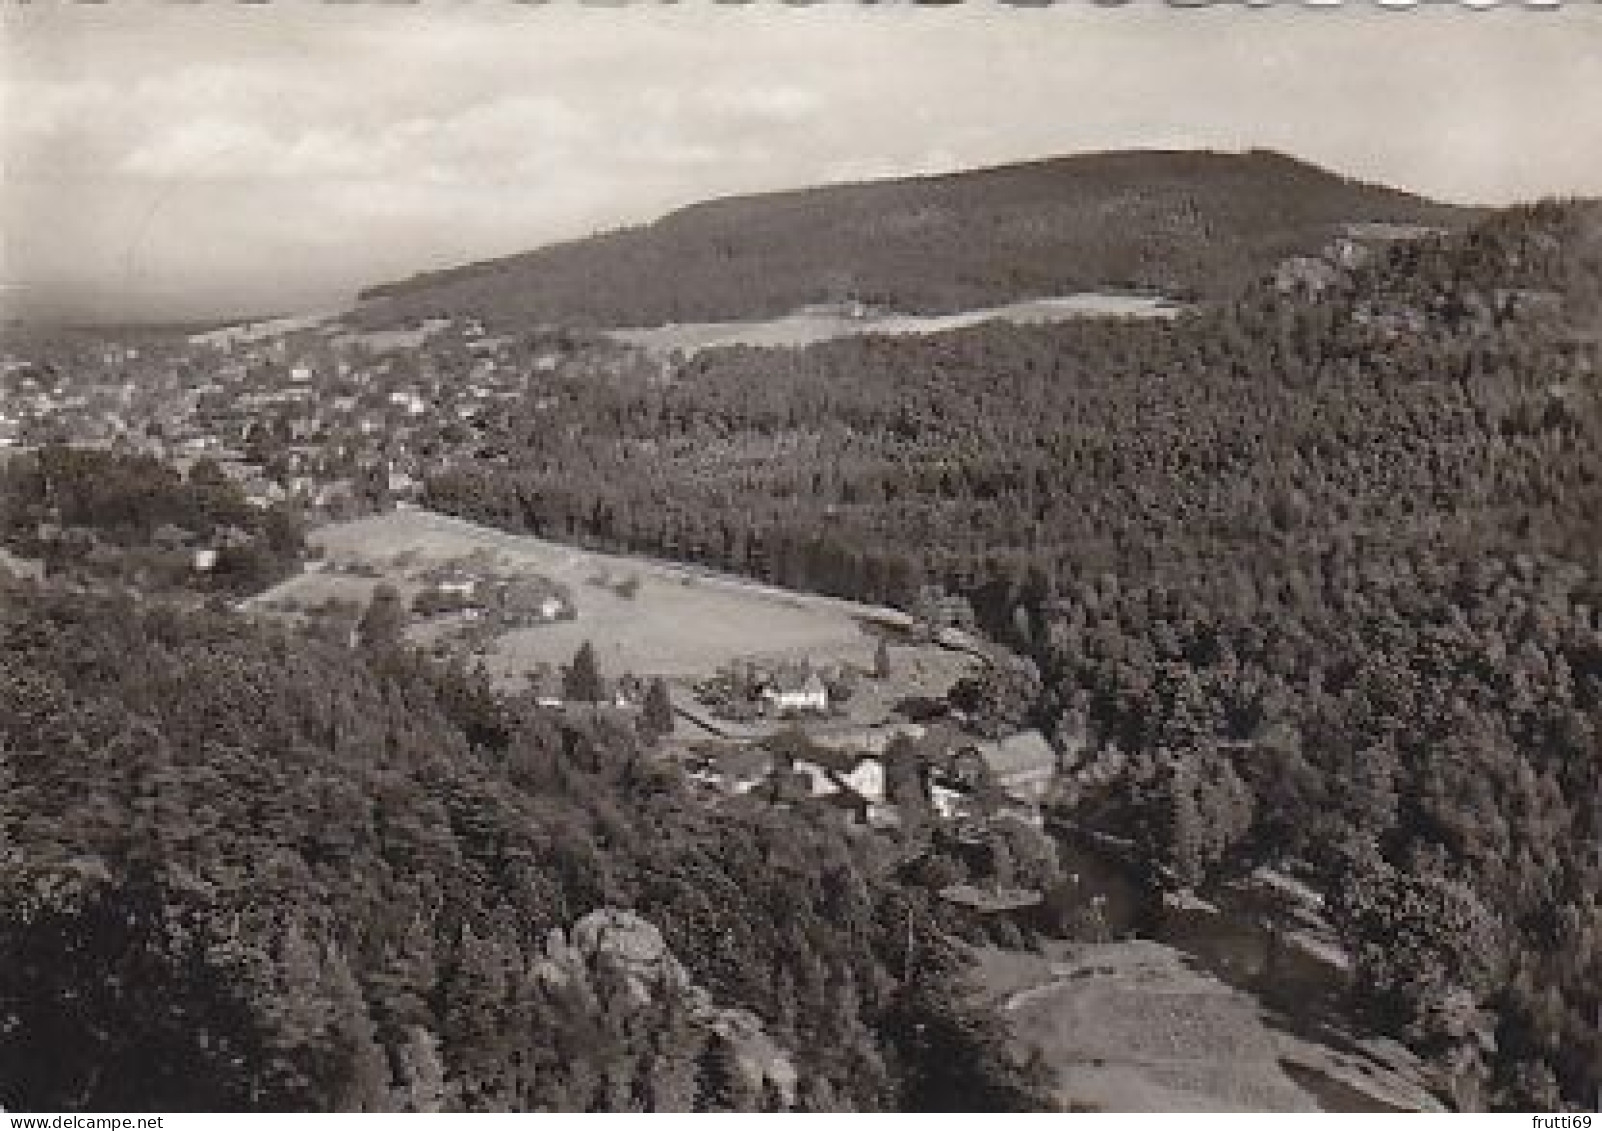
(4, 2), (1601, 321)
(700, 85), (824, 124)
(119, 118), (282, 179)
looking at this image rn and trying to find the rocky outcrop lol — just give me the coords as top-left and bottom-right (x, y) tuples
(706, 1006), (799, 1107)
(535, 907), (798, 1108)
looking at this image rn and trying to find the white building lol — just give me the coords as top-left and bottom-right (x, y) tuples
(761, 669), (829, 714)
(838, 758), (885, 804)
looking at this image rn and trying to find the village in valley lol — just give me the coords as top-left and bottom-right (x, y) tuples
(234, 493), (1387, 1107)
(251, 498), (1079, 918)
(1, 213), (1528, 1113)
(0, 312), (1087, 908)
(11, 0), (1602, 1111)
(0, 314), (649, 519)
(0, 297), (1364, 949)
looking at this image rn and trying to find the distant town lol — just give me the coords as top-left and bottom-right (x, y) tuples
(0, 316), (644, 516)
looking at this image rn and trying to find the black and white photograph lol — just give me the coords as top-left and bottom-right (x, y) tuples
(2, 0), (1600, 1117)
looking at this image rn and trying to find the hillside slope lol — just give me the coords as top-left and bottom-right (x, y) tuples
(356, 149), (1468, 329)
(0, 578), (1052, 1112)
(418, 199), (1602, 1109)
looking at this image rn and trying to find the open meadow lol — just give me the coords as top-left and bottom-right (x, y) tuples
(971, 941), (1444, 1114)
(253, 506), (922, 686)
(606, 293), (1179, 358)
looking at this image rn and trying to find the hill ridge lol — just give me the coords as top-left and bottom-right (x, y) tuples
(355, 147), (1470, 330)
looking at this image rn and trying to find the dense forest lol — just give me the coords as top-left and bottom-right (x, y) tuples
(4, 191), (1599, 1112)
(0, 445), (305, 595)
(420, 198), (1602, 1108)
(358, 149), (1466, 329)
(0, 578), (1053, 1111)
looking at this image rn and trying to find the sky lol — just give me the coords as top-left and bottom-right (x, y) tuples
(3, 1), (1601, 324)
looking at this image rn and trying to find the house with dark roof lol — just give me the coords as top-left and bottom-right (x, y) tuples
(975, 729), (1058, 802)
(925, 728), (1059, 821)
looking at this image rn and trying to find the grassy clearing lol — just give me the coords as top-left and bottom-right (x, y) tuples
(970, 941), (1443, 1113)
(255, 508), (945, 693)
(607, 294), (1179, 358)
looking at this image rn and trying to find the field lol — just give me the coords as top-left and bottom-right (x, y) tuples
(970, 941), (1444, 1113)
(187, 310), (343, 348)
(252, 506), (926, 686)
(607, 293), (1180, 358)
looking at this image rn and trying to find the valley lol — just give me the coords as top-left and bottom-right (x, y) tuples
(3, 153), (1599, 1115)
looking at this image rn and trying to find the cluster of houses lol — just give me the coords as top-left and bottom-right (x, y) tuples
(409, 557), (575, 628)
(0, 316), (647, 521)
(683, 720), (1064, 831)
(0, 348), (170, 451)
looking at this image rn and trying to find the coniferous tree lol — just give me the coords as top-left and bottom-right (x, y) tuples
(356, 584), (406, 650)
(641, 677), (675, 739)
(563, 641), (605, 703)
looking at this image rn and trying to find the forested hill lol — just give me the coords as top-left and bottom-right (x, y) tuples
(0, 579), (1053, 1112)
(356, 149), (1467, 329)
(421, 197), (1602, 1109)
